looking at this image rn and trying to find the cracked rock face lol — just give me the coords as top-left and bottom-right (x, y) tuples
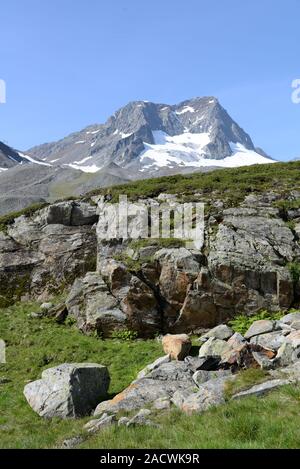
(0, 201), (98, 307)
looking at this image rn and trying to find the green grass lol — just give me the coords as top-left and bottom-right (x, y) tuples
(1, 301), (300, 449)
(0, 301), (161, 449)
(87, 160), (300, 209)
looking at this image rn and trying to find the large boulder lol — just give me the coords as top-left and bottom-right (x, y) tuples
(24, 363), (110, 419)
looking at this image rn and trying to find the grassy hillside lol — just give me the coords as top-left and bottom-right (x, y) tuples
(1, 301), (300, 449)
(88, 160), (300, 206)
(1, 160), (300, 232)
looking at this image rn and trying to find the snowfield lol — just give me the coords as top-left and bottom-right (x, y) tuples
(139, 131), (274, 170)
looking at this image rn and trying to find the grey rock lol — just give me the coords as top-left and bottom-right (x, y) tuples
(62, 436), (85, 448)
(232, 379), (290, 399)
(280, 312), (300, 325)
(252, 351), (275, 370)
(199, 324), (234, 342)
(24, 363), (110, 419)
(184, 355), (220, 372)
(66, 271), (126, 337)
(244, 320), (276, 339)
(291, 320), (300, 330)
(40, 302), (54, 312)
(118, 417), (130, 426)
(84, 413), (117, 433)
(136, 355), (171, 380)
(193, 369), (232, 387)
(250, 331), (286, 351)
(152, 397), (171, 410)
(127, 408), (153, 427)
(179, 375), (235, 414)
(199, 337), (231, 358)
(94, 360), (195, 416)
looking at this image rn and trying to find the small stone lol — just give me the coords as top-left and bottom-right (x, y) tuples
(84, 413), (116, 433)
(40, 302), (54, 312)
(27, 312), (42, 319)
(162, 334), (192, 360)
(227, 332), (246, 348)
(62, 436), (85, 448)
(118, 417), (130, 426)
(127, 408), (153, 427)
(180, 375), (235, 415)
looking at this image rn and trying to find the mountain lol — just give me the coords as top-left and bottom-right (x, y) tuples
(28, 97), (274, 176)
(0, 97), (275, 215)
(0, 141), (29, 171)
(0, 140), (51, 172)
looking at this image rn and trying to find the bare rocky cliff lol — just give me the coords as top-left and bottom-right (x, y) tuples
(1, 188), (300, 336)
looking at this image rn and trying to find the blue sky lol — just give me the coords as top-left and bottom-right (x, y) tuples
(0, 0), (299, 160)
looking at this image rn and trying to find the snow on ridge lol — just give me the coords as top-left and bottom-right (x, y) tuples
(121, 132), (133, 139)
(86, 129), (100, 135)
(0, 167), (8, 172)
(75, 140), (86, 144)
(73, 156), (93, 165)
(140, 130), (210, 168)
(67, 163), (100, 173)
(139, 131), (275, 170)
(175, 106), (196, 115)
(18, 152), (52, 167)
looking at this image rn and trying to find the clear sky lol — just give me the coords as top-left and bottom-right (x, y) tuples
(0, 0), (299, 160)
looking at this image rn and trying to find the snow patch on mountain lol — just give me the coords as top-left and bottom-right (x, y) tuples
(67, 163), (100, 173)
(18, 152), (52, 167)
(139, 131), (274, 170)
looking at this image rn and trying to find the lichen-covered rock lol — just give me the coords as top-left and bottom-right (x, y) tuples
(24, 363), (110, 419)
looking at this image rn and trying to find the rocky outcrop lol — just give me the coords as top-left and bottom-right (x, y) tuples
(0, 201), (98, 306)
(23, 363), (110, 419)
(1, 191), (300, 337)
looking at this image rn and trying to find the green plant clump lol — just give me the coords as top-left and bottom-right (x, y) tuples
(229, 310), (284, 335)
(111, 329), (139, 341)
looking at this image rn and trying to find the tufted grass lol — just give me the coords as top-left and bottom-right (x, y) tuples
(1, 301), (300, 449)
(0, 301), (162, 448)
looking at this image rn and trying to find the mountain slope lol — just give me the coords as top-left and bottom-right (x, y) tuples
(0, 141), (28, 171)
(28, 97), (274, 175)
